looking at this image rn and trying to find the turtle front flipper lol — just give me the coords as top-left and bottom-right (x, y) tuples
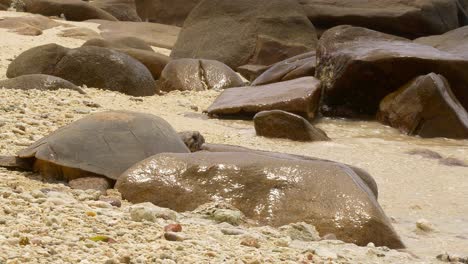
(0, 156), (34, 171)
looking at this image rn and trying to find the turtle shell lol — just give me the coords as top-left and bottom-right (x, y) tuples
(17, 110), (189, 180)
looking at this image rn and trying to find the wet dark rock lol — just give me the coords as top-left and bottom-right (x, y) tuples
(157, 59), (244, 92)
(178, 131), (205, 152)
(200, 143), (379, 200)
(249, 35), (310, 66)
(254, 110), (330, 141)
(0, 74), (85, 94)
(207, 77), (321, 120)
(116, 151), (402, 248)
(7, 44), (157, 96)
(377, 73), (468, 138)
(316, 25), (468, 117)
(252, 51), (316, 86)
(236, 64), (270, 82)
(171, 0), (317, 69)
(90, 0), (141, 22)
(135, 0), (201, 26)
(299, 0), (463, 39)
(22, 0), (118, 21)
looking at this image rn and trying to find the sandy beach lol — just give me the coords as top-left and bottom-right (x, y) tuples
(0, 10), (467, 263)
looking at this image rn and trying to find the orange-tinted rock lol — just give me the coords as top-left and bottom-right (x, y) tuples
(315, 25), (468, 117)
(207, 77), (321, 119)
(252, 52), (316, 86)
(164, 224), (182, 232)
(377, 73), (468, 138)
(116, 151), (403, 248)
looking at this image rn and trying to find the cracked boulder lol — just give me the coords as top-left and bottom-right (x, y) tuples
(252, 51), (316, 86)
(157, 59), (244, 92)
(315, 25), (468, 117)
(7, 44), (157, 96)
(254, 110), (330, 141)
(171, 0), (317, 69)
(377, 73), (468, 139)
(116, 151), (403, 248)
(0, 74), (85, 94)
(207, 77), (321, 120)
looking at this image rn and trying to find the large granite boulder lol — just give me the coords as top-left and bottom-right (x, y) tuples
(254, 110), (330, 141)
(116, 151), (403, 248)
(199, 143), (379, 200)
(90, 0), (141, 22)
(248, 35), (310, 66)
(7, 44), (157, 96)
(0, 74), (84, 93)
(298, 0), (464, 39)
(89, 20), (180, 49)
(207, 77), (321, 120)
(315, 25), (468, 117)
(157, 59), (244, 92)
(0, 14), (68, 36)
(171, 0), (317, 69)
(22, 0), (118, 21)
(252, 52), (316, 86)
(83, 37), (169, 79)
(377, 73), (468, 139)
(415, 25), (468, 59)
(135, 0), (201, 26)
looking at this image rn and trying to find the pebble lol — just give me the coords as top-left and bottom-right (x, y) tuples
(129, 202), (177, 222)
(416, 219), (436, 232)
(164, 232), (186, 242)
(164, 224), (182, 233)
(240, 235), (260, 248)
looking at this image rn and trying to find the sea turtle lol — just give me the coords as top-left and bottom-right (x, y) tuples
(0, 110), (190, 183)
